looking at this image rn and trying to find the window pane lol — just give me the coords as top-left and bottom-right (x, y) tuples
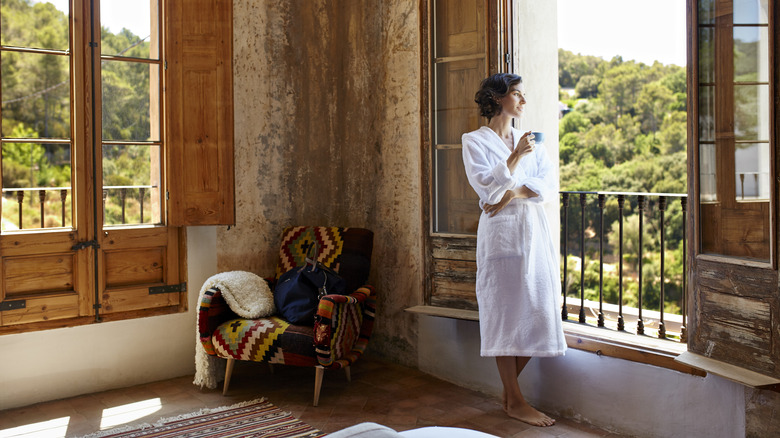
(734, 84), (769, 141)
(435, 59), (485, 145)
(101, 60), (160, 141)
(1, 51), (71, 139)
(2, 142), (72, 230)
(434, 148), (479, 234)
(734, 27), (768, 82)
(698, 27), (714, 83)
(0, 0), (69, 51)
(698, 0), (714, 24)
(735, 143), (769, 201)
(100, 0), (159, 60)
(102, 144), (161, 226)
(699, 143), (717, 203)
(698, 86), (714, 142)
(733, 0), (768, 25)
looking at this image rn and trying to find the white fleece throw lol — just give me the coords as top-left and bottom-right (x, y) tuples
(193, 271), (275, 389)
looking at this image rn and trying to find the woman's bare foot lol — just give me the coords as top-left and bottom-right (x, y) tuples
(505, 401), (555, 427)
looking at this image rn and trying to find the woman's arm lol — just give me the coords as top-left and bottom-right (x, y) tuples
(482, 185), (538, 216)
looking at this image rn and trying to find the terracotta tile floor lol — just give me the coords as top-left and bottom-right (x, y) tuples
(0, 357), (625, 437)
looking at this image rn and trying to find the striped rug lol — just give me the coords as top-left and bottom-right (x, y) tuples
(81, 398), (325, 438)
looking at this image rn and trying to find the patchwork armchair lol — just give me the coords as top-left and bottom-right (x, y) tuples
(197, 226), (375, 406)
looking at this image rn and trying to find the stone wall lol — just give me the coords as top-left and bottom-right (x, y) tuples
(220, 0), (422, 365)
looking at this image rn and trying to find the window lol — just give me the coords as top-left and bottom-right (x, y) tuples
(0, 0), (234, 333)
(423, 0), (513, 310)
(686, 0), (780, 380)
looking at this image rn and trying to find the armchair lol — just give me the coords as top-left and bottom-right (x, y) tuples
(197, 226), (375, 406)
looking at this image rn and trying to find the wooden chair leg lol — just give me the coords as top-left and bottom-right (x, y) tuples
(344, 366), (351, 382)
(313, 366), (325, 407)
(222, 358), (235, 396)
(268, 363), (275, 374)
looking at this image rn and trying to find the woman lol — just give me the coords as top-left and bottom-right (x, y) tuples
(461, 73), (566, 427)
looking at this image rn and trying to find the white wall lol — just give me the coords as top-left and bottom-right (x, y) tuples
(0, 226), (218, 410)
(417, 316), (745, 438)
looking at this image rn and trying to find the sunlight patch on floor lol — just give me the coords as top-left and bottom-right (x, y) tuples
(0, 417), (70, 438)
(100, 398), (162, 430)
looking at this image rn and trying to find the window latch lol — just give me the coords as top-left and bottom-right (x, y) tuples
(71, 240), (100, 251)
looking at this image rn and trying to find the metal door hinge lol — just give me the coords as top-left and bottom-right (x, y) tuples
(89, 42), (98, 48)
(149, 282), (187, 295)
(0, 300), (25, 311)
(72, 240), (100, 251)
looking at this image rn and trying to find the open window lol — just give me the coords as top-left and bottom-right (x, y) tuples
(0, 0), (234, 334)
(682, 0), (780, 383)
(422, 0), (514, 310)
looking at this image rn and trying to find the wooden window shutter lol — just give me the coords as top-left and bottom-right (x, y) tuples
(164, 0), (235, 226)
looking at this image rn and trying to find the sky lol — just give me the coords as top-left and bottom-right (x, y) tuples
(35, 0), (686, 68)
(558, 0), (687, 67)
(36, 0), (151, 38)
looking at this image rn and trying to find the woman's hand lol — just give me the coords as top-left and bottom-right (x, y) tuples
(483, 190), (515, 217)
(506, 131), (535, 173)
(483, 186), (538, 217)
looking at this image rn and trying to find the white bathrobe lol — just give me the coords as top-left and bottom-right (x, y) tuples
(462, 125), (566, 357)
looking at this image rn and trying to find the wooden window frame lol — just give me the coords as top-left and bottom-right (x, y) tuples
(0, 0), (234, 335)
(682, 0), (780, 384)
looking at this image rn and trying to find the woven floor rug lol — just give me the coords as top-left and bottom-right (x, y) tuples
(80, 398), (325, 438)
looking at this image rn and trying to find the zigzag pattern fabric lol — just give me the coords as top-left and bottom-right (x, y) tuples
(314, 286), (376, 369)
(275, 226), (345, 279)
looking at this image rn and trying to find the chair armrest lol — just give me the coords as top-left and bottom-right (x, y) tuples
(197, 287), (238, 356)
(314, 285), (376, 368)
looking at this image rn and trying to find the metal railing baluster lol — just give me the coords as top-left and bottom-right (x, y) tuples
(561, 193), (569, 321)
(598, 194), (605, 327)
(658, 196), (666, 339)
(17, 190), (24, 229)
(618, 194), (625, 331)
(681, 197), (688, 342)
(139, 188), (145, 224)
(39, 190), (46, 228)
(60, 189), (67, 227)
(579, 193), (586, 323)
(637, 195), (645, 335)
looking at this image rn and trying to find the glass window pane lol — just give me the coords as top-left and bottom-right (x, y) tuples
(698, 0), (714, 24)
(2, 141), (72, 230)
(102, 144), (161, 226)
(0, 0), (69, 51)
(435, 59), (485, 145)
(734, 27), (768, 82)
(434, 148), (480, 234)
(733, 0), (768, 25)
(101, 60), (160, 141)
(698, 27), (714, 83)
(735, 143), (769, 201)
(100, 0), (159, 60)
(699, 143), (717, 203)
(1, 51), (71, 139)
(698, 86), (714, 142)
(734, 84), (769, 141)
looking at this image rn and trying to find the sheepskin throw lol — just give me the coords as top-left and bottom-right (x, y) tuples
(194, 271), (274, 389)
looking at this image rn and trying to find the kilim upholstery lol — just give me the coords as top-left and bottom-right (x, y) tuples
(197, 226), (375, 406)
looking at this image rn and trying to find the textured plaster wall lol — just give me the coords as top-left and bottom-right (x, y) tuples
(220, 1), (422, 365)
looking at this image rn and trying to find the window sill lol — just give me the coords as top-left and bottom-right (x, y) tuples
(405, 305), (704, 377)
(675, 351), (780, 389)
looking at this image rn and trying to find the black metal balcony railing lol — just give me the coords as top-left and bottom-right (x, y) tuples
(1, 185), (157, 230)
(560, 191), (687, 342)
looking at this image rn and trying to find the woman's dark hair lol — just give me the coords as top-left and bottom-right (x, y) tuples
(474, 73), (523, 119)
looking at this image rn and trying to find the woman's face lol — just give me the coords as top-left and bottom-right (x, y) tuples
(497, 82), (526, 119)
